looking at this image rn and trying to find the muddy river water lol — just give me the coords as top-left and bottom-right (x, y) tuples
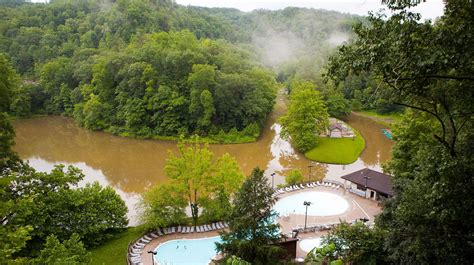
(12, 95), (394, 225)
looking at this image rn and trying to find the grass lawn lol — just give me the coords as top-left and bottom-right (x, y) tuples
(90, 226), (144, 265)
(304, 128), (365, 164)
(355, 110), (404, 127)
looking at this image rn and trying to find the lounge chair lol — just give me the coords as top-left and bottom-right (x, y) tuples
(171, 227), (176, 233)
(299, 184), (305, 189)
(143, 235), (152, 241)
(139, 237), (150, 243)
(306, 182), (312, 188)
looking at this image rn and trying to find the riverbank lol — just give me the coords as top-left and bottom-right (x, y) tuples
(304, 127), (365, 164)
(353, 110), (403, 128)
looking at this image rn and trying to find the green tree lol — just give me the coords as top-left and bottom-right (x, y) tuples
(143, 140), (245, 228)
(285, 169), (303, 185)
(216, 167), (284, 264)
(326, 2), (474, 263)
(141, 184), (188, 229)
(36, 233), (91, 265)
(305, 243), (343, 265)
(318, 222), (388, 264)
(0, 112), (20, 172)
(0, 176), (32, 263)
(0, 54), (18, 113)
(325, 90), (351, 119)
(5, 165), (128, 253)
(280, 81), (329, 152)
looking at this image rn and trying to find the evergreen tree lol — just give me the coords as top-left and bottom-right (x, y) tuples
(216, 167), (284, 264)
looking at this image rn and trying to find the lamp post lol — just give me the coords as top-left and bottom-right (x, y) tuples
(363, 176), (371, 199)
(147, 250), (157, 265)
(307, 165), (314, 183)
(303, 201), (312, 230)
(271, 173), (276, 189)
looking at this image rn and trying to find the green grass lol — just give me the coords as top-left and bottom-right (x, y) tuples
(90, 226), (144, 265)
(304, 128), (365, 164)
(355, 110), (404, 127)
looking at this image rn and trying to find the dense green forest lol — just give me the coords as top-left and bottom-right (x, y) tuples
(0, 0), (364, 142)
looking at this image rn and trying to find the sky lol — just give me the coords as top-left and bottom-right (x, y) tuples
(175, 0), (445, 20)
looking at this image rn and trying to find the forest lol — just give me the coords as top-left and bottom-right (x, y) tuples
(1, 0), (473, 264)
(0, 0), (364, 143)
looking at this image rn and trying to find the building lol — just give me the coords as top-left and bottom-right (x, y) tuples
(324, 118), (355, 138)
(341, 168), (393, 200)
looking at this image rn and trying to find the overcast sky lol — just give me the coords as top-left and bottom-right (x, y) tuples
(175, 0), (445, 20)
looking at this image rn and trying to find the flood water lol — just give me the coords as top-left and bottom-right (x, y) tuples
(12, 94), (394, 225)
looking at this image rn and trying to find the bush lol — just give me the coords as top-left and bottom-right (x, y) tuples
(285, 169), (304, 185)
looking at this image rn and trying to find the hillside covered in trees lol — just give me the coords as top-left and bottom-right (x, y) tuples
(0, 0), (359, 142)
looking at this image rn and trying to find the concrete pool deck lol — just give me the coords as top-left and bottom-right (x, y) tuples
(277, 184), (382, 259)
(139, 185), (382, 264)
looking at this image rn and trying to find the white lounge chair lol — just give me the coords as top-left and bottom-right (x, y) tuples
(139, 238), (150, 244)
(143, 235), (152, 241)
(299, 184), (305, 189)
(306, 182), (312, 188)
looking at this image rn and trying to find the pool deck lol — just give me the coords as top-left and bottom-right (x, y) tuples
(139, 185), (382, 264)
(277, 185), (382, 259)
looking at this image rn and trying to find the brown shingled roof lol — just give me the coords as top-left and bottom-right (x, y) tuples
(341, 168), (393, 196)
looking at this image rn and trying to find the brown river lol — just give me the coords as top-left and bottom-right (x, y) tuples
(12, 95), (394, 225)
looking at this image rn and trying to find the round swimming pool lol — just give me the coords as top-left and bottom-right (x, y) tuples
(154, 236), (222, 265)
(273, 191), (349, 216)
(299, 237), (322, 252)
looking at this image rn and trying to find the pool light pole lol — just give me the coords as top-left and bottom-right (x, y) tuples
(307, 165), (314, 182)
(363, 176), (371, 199)
(271, 173), (276, 189)
(303, 201), (312, 230)
(147, 250), (157, 265)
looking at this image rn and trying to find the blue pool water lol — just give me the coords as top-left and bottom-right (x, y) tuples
(154, 236), (222, 265)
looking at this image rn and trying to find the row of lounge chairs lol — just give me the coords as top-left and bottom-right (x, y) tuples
(274, 181), (341, 195)
(128, 222), (229, 265)
(292, 223), (335, 233)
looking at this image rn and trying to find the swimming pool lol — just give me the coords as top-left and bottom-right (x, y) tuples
(154, 236), (222, 265)
(273, 191), (349, 216)
(299, 237), (322, 252)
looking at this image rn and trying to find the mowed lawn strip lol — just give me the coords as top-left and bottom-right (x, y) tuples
(304, 128), (365, 164)
(90, 226), (144, 265)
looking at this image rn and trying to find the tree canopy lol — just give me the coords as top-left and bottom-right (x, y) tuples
(279, 81), (329, 152)
(141, 140), (245, 228)
(325, 1), (474, 263)
(216, 167), (284, 264)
